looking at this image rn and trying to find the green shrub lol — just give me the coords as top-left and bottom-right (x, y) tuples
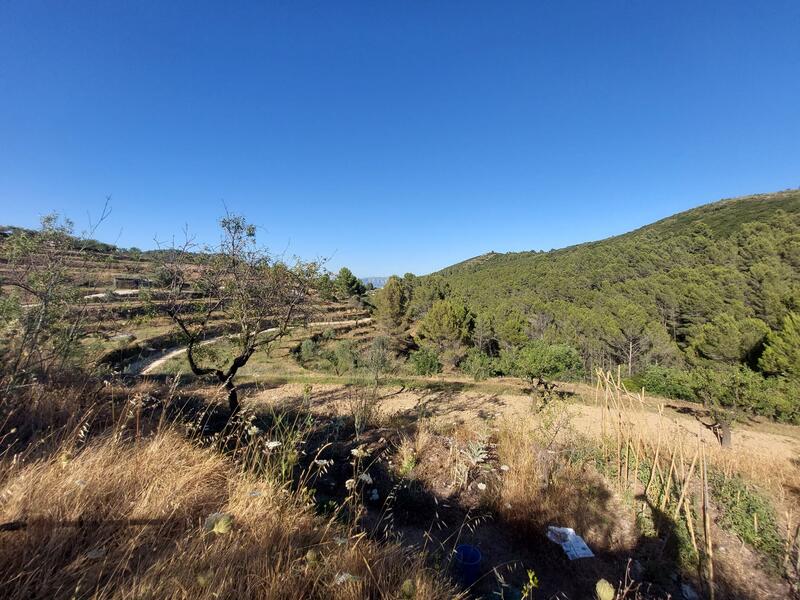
(495, 348), (518, 377)
(759, 311), (800, 378)
(331, 340), (357, 375)
(299, 338), (317, 363)
(639, 365), (695, 401)
(690, 364), (789, 420)
(363, 336), (392, 385)
(510, 340), (583, 384)
(770, 377), (800, 424)
(709, 471), (784, 571)
(460, 348), (494, 381)
(410, 347), (442, 376)
(416, 298), (474, 354)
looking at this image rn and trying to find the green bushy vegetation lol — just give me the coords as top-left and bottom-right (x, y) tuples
(378, 191), (800, 422)
(759, 311), (800, 378)
(635, 365), (695, 401)
(708, 471), (784, 571)
(409, 347), (442, 376)
(328, 340), (358, 375)
(334, 267), (366, 300)
(460, 347), (494, 381)
(502, 340), (584, 386)
(416, 297), (474, 367)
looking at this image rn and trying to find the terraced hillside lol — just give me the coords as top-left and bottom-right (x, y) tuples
(0, 229), (373, 378)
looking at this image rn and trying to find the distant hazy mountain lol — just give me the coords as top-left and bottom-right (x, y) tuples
(360, 277), (389, 289)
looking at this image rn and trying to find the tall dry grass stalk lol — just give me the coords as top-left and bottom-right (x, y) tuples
(593, 369), (798, 501)
(593, 368), (798, 590)
(493, 404), (637, 553)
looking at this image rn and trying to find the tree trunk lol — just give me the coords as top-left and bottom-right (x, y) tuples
(185, 340), (243, 416)
(628, 340), (633, 377)
(718, 420), (732, 448)
(223, 376), (240, 415)
(219, 348), (256, 416)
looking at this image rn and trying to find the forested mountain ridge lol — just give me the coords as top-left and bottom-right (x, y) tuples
(429, 190), (800, 379)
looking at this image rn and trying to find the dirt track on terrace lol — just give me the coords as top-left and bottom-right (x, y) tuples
(136, 318), (371, 375)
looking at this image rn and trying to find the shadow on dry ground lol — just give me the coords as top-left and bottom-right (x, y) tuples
(1, 377), (793, 600)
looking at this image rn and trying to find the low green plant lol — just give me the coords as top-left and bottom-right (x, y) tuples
(520, 569), (539, 599)
(708, 470), (784, 571)
(462, 439), (488, 466)
(410, 347), (442, 376)
(299, 338), (318, 363)
(241, 407), (313, 483)
(395, 426), (432, 480)
(638, 365), (695, 401)
(330, 340), (358, 375)
(460, 348), (494, 381)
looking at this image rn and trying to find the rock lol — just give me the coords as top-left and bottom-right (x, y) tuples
(681, 582), (700, 600)
(630, 559), (644, 582)
(110, 333), (136, 342)
(595, 579), (615, 600)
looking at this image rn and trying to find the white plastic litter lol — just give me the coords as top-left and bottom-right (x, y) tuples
(546, 526), (594, 560)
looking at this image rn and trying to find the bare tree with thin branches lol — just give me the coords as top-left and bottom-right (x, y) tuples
(156, 215), (319, 414)
(0, 201), (113, 386)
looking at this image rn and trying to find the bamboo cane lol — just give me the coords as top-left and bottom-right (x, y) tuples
(794, 522), (799, 574)
(617, 423), (622, 488)
(661, 443), (677, 511)
(624, 438), (631, 489)
(645, 429), (663, 502)
(784, 510), (792, 569)
(702, 444), (715, 600)
(684, 495), (699, 555)
(674, 447), (699, 519)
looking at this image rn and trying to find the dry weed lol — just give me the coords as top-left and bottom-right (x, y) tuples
(0, 426), (460, 599)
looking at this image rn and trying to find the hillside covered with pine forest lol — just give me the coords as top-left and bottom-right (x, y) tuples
(389, 190), (800, 422)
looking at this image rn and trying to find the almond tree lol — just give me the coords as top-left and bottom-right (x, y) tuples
(1, 204), (112, 386)
(157, 215), (318, 414)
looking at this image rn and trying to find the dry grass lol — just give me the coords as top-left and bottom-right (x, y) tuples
(399, 423), (433, 471)
(492, 404), (637, 554)
(3, 370), (798, 599)
(0, 388), (460, 600)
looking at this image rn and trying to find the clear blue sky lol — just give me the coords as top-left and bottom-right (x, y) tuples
(1, 2), (799, 276)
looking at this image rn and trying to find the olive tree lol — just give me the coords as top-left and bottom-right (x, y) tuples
(512, 341), (583, 392)
(157, 215), (318, 414)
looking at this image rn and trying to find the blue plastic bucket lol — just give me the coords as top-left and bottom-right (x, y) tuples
(454, 544), (482, 587)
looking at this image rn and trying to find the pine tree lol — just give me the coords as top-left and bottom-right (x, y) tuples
(334, 267), (365, 299)
(759, 312), (800, 379)
(417, 298), (473, 366)
(374, 276), (407, 332)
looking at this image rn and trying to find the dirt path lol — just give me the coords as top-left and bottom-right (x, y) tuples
(249, 381), (799, 599)
(252, 381), (800, 487)
(135, 318), (372, 375)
